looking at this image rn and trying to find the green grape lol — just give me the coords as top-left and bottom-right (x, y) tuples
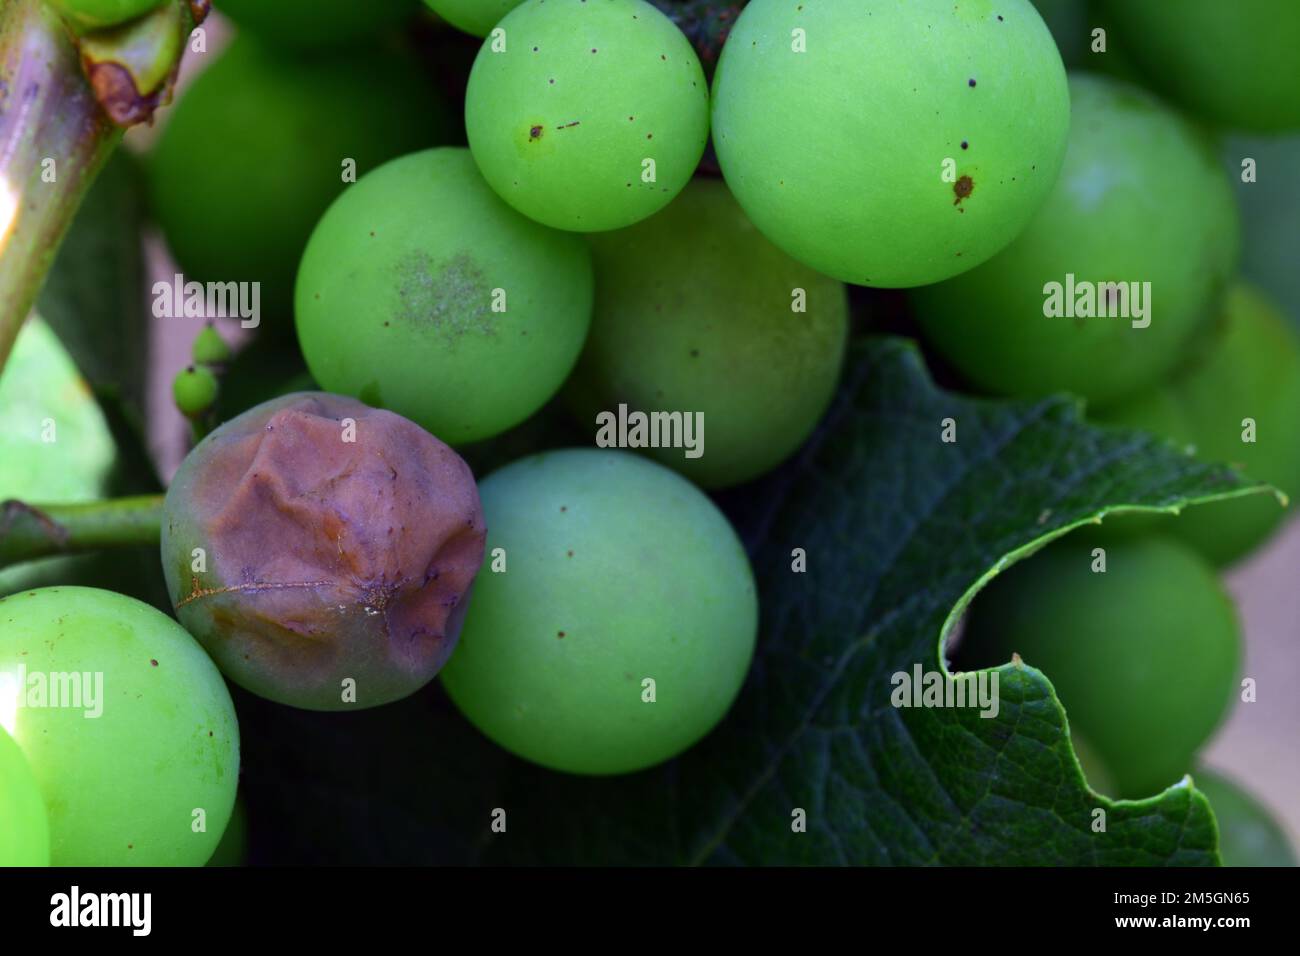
(46, 0), (163, 30)
(1096, 284), (1300, 566)
(0, 317), (116, 598)
(1195, 768), (1298, 867)
(711, 0), (1069, 288)
(191, 324), (232, 368)
(441, 449), (758, 775)
(215, 0), (422, 48)
(0, 587), (239, 866)
(1222, 133), (1300, 332)
(295, 148), (593, 444)
(963, 535), (1240, 798)
(205, 792), (248, 867)
(149, 36), (453, 325)
(1099, 0), (1300, 132)
(564, 177), (848, 488)
(1068, 732), (1117, 799)
(913, 73), (1240, 406)
(464, 0), (709, 232)
(172, 365), (219, 419)
(0, 725), (49, 866)
(425, 0), (524, 37)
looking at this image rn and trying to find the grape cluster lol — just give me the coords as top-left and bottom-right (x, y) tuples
(3, 0), (1297, 867)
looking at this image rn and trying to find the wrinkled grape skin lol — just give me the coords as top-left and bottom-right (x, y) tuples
(1096, 284), (1300, 566)
(711, 0), (1069, 287)
(149, 37), (453, 324)
(913, 73), (1241, 406)
(0, 726), (49, 866)
(1100, 0), (1300, 132)
(216, 0), (422, 48)
(295, 149), (594, 444)
(963, 536), (1240, 799)
(426, 0), (524, 37)
(162, 393), (486, 711)
(0, 587), (238, 866)
(565, 178), (849, 488)
(441, 450), (758, 775)
(465, 0), (709, 232)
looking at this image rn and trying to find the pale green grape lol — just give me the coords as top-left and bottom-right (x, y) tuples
(205, 792), (248, 867)
(963, 535), (1240, 798)
(913, 73), (1240, 406)
(295, 148), (593, 444)
(0, 587), (239, 866)
(711, 0), (1069, 287)
(1195, 768), (1298, 867)
(441, 449), (758, 775)
(1096, 283), (1300, 566)
(0, 725), (49, 866)
(565, 177), (849, 488)
(425, 0), (524, 37)
(465, 0), (709, 231)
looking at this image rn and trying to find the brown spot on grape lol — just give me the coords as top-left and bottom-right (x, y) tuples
(530, 125), (543, 140)
(953, 175), (974, 204)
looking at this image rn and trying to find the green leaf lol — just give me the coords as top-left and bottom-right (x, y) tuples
(239, 337), (1260, 865)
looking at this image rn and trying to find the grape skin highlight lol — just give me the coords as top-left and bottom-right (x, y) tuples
(0, 726), (49, 866)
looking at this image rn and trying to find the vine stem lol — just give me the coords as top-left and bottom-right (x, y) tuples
(0, 495), (164, 570)
(0, 0), (123, 370)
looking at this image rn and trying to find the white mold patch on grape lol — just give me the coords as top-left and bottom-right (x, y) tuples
(393, 251), (496, 344)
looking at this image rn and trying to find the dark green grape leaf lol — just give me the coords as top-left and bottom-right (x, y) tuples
(36, 149), (159, 493)
(240, 337), (1260, 865)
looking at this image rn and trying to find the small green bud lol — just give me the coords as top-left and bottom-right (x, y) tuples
(191, 324), (232, 368)
(173, 364), (218, 418)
